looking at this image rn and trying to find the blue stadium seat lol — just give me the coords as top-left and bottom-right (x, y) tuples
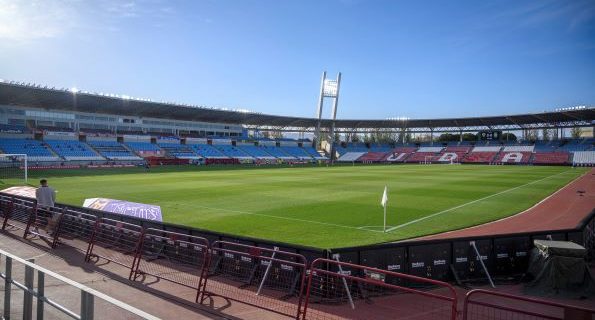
(190, 144), (228, 158)
(45, 140), (104, 160)
(0, 139), (61, 161)
(87, 141), (142, 160)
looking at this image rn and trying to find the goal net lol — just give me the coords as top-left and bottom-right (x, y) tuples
(0, 154), (28, 185)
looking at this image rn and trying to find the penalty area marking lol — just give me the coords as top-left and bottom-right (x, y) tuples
(357, 225), (396, 231)
(143, 200), (387, 234)
(385, 169), (575, 233)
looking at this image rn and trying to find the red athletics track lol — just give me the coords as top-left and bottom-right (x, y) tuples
(420, 168), (594, 241)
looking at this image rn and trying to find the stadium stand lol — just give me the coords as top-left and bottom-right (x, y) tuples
(125, 142), (162, 152)
(279, 146), (314, 159)
(337, 152), (366, 162)
(36, 125), (74, 132)
(0, 139), (61, 161)
(303, 146), (328, 159)
(260, 146), (296, 159)
(494, 152), (532, 164)
(336, 143), (368, 156)
(237, 145), (276, 159)
(405, 146), (444, 163)
(502, 145), (535, 152)
(382, 147), (417, 162)
(368, 144), (392, 152)
(45, 140), (104, 161)
(156, 143), (200, 159)
(558, 139), (593, 152)
(572, 151), (595, 166)
(215, 145), (253, 159)
(436, 146), (471, 163)
(358, 152), (388, 162)
(462, 146), (501, 164)
(533, 140), (559, 152)
(0, 124), (29, 134)
(532, 152), (570, 165)
(494, 145), (534, 163)
(87, 141), (142, 160)
(190, 144), (228, 158)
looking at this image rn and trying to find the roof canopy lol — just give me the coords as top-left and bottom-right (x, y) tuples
(1, 82), (593, 131)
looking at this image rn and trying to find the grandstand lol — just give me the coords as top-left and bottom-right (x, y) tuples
(87, 140), (142, 161)
(0, 138), (60, 162)
(190, 144), (229, 159)
(45, 140), (104, 161)
(157, 142), (201, 159)
(0, 82), (592, 167)
(238, 145), (276, 159)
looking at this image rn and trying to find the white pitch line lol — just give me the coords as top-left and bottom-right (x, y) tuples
(155, 201), (386, 234)
(195, 204), (387, 233)
(386, 169), (574, 233)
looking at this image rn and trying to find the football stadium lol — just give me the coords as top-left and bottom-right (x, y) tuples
(1, 1), (595, 320)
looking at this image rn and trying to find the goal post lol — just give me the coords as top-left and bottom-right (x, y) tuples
(0, 154), (28, 184)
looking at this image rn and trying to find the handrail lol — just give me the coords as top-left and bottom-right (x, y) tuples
(0, 248), (160, 320)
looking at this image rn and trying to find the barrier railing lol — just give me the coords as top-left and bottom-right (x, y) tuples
(24, 205), (63, 246)
(1, 192), (594, 319)
(0, 195), (14, 229)
(200, 241), (308, 319)
(0, 248), (160, 320)
(85, 218), (144, 279)
(302, 258), (458, 320)
(462, 289), (595, 320)
(1, 196), (36, 234)
(54, 208), (99, 251)
(132, 228), (210, 299)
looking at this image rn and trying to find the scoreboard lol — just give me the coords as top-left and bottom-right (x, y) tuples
(478, 130), (502, 141)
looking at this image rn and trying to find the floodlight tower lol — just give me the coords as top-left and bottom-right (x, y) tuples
(313, 71), (342, 161)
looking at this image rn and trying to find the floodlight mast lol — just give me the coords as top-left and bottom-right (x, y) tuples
(313, 71), (342, 162)
(329, 72), (341, 163)
(313, 72), (327, 149)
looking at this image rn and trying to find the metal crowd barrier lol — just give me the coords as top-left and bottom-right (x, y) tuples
(0, 248), (160, 320)
(463, 289), (595, 320)
(85, 218), (144, 279)
(200, 241), (308, 319)
(302, 258), (458, 320)
(132, 228), (210, 301)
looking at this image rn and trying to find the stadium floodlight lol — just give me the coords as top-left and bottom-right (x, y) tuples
(313, 71), (342, 161)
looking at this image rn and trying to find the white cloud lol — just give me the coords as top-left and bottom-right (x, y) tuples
(0, 0), (79, 42)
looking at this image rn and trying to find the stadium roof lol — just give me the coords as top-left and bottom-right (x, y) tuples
(1, 81), (593, 131)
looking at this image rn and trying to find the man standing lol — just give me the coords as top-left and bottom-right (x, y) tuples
(36, 179), (56, 208)
(36, 179), (58, 234)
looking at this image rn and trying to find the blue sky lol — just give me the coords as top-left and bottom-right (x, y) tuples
(0, 0), (594, 119)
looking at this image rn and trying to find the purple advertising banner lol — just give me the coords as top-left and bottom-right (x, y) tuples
(83, 198), (162, 222)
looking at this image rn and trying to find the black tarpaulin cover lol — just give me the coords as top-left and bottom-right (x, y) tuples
(525, 240), (595, 298)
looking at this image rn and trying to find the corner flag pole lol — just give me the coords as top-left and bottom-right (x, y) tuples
(381, 186), (388, 232)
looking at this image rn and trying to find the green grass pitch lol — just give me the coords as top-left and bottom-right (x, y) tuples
(3, 164), (587, 248)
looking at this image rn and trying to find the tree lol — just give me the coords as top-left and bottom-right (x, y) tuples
(501, 132), (517, 141)
(525, 129), (538, 142)
(541, 129), (553, 141)
(462, 133), (477, 141)
(334, 133), (341, 143)
(571, 127), (583, 139)
(438, 133), (459, 142)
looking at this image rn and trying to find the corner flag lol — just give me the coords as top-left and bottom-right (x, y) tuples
(381, 186), (388, 232)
